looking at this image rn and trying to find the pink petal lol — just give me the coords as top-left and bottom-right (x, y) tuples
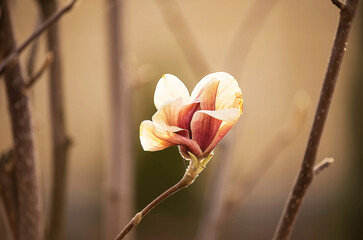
(140, 120), (203, 156)
(177, 101), (200, 133)
(204, 122), (234, 154)
(191, 111), (222, 152)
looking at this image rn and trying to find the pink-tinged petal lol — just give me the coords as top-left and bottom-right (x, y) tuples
(191, 111), (222, 152)
(191, 72), (242, 111)
(152, 97), (184, 132)
(198, 80), (220, 111)
(177, 101), (200, 132)
(154, 74), (190, 110)
(140, 120), (174, 151)
(204, 122), (234, 154)
(140, 120), (203, 156)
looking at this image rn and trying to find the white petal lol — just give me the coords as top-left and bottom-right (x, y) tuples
(196, 108), (241, 123)
(154, 74), (190, 110)
(190, 72), (242, 110)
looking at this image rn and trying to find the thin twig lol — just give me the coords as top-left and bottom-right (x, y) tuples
(331, 0), (346, 10)
(26, 52), (53, 89)
(34, 1), (73, 240)
(0, 0), (77, 74)
(196, 2), (282, 239)
(215, 91), (310, 237)
(273, 1), (360, 239)
(154, 0), (211, 78)
(0, 0), (42, 239)
(314, 158), (334, 175)
(103, 0), (135, 239)
(26, 15), (43, 77)
(223, 0), (281, 75)
(114, 154), (213, 240)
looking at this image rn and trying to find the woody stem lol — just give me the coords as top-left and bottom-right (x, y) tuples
(114, 153), (213, 240)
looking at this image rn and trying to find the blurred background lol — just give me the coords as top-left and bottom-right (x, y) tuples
(0, 0), (362, 239)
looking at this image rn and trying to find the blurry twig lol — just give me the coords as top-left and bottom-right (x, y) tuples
(273, 1), (360, 239)
(0, 149), (16, 239)
(223, 0), (281, 75)
(314, 158), (334, 175)
(0, 0), (77, 74)
(34, 1), (74, 240)
(103, 0), (135, 239)
(26, 15), (42, 77)
(154, 0), (211, 78)
(26, 52), (53, 89)
(215, 91), (310, 237)
(196, 1), (281, 239)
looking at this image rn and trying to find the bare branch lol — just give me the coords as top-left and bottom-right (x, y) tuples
(314, 158), (334, 175)
(0, 149), (14, 172)
(32, 1), (74, 240)
(154, 0), (211, 78)
(26, 15), (43, 77)
(0, 0), (77, 74)
(103, 0), (135, 239)
(331, 0), (346, 10)
(0, 0), (42, 238)
(0, 149), (16, 238)
(273, 0), (360, 239)
(26, 52), (53, 89)
(114, 154), (213, 240)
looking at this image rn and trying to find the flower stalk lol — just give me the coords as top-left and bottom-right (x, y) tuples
(114, 153), (213, 240)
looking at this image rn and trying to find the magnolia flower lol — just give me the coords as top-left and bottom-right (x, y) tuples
(140, 72), (243, 160)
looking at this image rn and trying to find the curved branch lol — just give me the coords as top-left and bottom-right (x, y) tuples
(114, 154), (213, 240)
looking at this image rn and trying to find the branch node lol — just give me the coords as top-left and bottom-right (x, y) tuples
(314, 157), (334, 175)
(331, 0), (346, 11)
(0, 149), (15, 173)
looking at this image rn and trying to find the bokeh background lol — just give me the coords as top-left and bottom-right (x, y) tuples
(0, 0), (362, 239)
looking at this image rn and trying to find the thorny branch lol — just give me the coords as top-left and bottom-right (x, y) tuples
(0, 0), (77, 74)
(273, 0), (360, 239)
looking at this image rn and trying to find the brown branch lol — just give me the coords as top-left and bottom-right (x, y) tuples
(0, 0), (42, 239)
(154, 0), (211, 78)
(0, 149), (16, 239)
(331, 0), (346, 10)
(273, 1), (360, 239)
(33, 1), (73, 240)
(0, 0), (77, 75)
(114, 154), (213, 240)
(26, 52), (53, 89)
(26, 15), (42, 77)
(103, 0), (135, 239)
(314, 157), (334, 175)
